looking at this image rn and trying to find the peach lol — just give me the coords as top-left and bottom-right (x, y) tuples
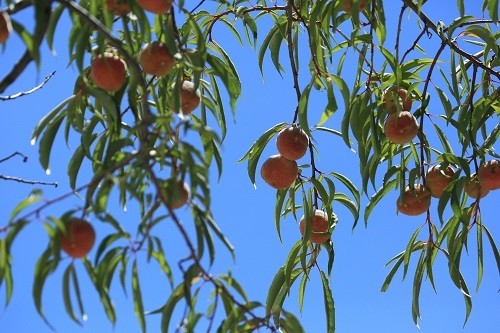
(464, 173), (490, 199)
(425, 164), (454, 198)
(384, 111), (419, 144)
(90, 52), (127, 92)
(165, 180), (190, 209)
(299, 210), (331, 244)
(383, 86), (413, 114)
(397, 184), (431, 216)
(106, 0), (131, 16)
(0, 12), (12, 43)
(342, 0), (369, 13)
(260, 154), (298, 190)
(477, 160), (500, 191)
(180, 81), (201, 115)
(276, 126), (309, 161)
(60, 218), (96, 258)
(136, 0), (172, 14)
(139, 41), (176, 76)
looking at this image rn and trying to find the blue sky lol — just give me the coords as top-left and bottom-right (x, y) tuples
(0, 1), (499, 332)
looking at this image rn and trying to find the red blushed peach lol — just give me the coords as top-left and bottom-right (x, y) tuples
(299, 210), (331, 244)
(425, 164), (454, 198)
(0, 12), (12, 43)
(384, 111), (419, 145)
(136, 0), (172, 14)
(60, 218), (96, 258)
(276, 126), (309, 161)
(383, 86), (413, 114)
(139, 41), (176, 76)
(464, 174), (490, 199)
(397, 184), (431, 216)
(477, 160), (500, 191)
(260, 154), (298, 190)
(90, 52), (127, 92)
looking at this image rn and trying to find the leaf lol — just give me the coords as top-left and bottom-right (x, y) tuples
(132, 260), (146, 332)
(9, 189), (43, 222)
(320, 270), (335, 333)
(238, 122), (287, 186)
(411, 250), (426, 327)
(38, 110), (67, 174)
(33, 247), (58, 330)
(274, 188), (288, 242)
(62, 263), (82, 325)
(265, 266), (285, 318)
(67, 145), (85, 190)
(364, 179), (397, 224)
(298, 83), (313, 137)
(476, 220), (483, 292)
(158, 283), (184, 333)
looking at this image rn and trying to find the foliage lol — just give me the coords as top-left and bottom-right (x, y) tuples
(1, 0), (499, 332)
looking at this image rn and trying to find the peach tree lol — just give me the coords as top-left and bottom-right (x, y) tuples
(0, 0), (499, 332)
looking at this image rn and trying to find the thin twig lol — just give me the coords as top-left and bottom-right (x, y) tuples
(0, 71), (56, 101)
(0, 174), (58, 186)
(0, 152), (28, 163)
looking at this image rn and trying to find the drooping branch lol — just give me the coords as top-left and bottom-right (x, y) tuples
(401, 0), (500, 81)
(0, 0), (52, 94)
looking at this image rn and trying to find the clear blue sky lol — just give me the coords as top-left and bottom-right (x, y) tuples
(0, 1), (498, 333)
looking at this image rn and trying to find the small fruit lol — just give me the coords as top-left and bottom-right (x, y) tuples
(342, 0), (368, 13)
(383, 86), (413, 114)
(107, 0), (131, 16)
(477, 160), (500, 191)
(139, 41), (176, 76)
(261, 154), (298, 190)
(384, 111), (419, 144)
(0, 12), (12, 43)
(299, 210), (331, 244)
(60, 218), (96, 258)
(180, 81), (201, 115)
(165, 180), (190, 209)
(90, 52), (127, 92)
(464, 174), (490, 199)
(425, 164), (454, 198)
(136, 0), (172, 14)
(397, 184), (431, 216)
(276, 126), (309, 161)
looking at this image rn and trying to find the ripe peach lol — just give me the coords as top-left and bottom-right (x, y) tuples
(299, 210), (331, 244)
(90, 52), (127, 92)
(397, 184), (431, 216)
(477, 160), (500, 191)
(276, 126), (309, 161)
(425, 164), (454, 198)
(107, 0), (131, 16)
(260, 154), (298, 190)
(136, 0), (172, 14)
(60, 218), (96, 258)
(342, 0), (368, 13)
(180, 81), (201, 115)
(383, 86), (413, 114)
(139, 41), (176, 76)
(464, 174), (490, 199)
(0, 12), (12, 43)
(384, 111), (419, 144)
(165, 180), (190, 209)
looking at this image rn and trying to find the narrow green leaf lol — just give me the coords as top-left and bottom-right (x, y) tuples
(364, 179), (397, 224)
(238, 122), (287, 186)
(265, 266), (285, 318)
(62, 263), (81, 325)
(132, 260), (146, 332)
(476, 220), (483, 292)
(320, 270), (335, 333)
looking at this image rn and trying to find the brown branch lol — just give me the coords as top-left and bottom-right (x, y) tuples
(0, 152), (28, 163)
(0, 174), (58, 187)
(0, 0), (52, 94)
(401, 0), (500, 81)
(0, 71), (56, 101)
